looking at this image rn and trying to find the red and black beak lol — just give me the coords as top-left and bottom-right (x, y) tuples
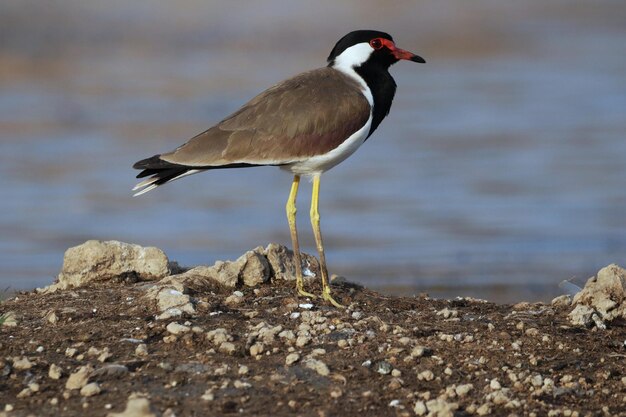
(382, 39), (426, 63)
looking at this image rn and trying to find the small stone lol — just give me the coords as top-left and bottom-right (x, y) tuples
(238, 365), (249, 375)
(219, 342), (237, 355)
(1, 311), (17, 327)
(425, 398), (458, 417)
(135, 344), (148, 357)
(66, 365), (92, 390)
(45, 310), (59, 324)
(286, 353), (300, 365)
(375, 361), (393, 375)
(476, 403), (491, 416)
(65, 347), (78, 358)
(249, 342), (264, 357)
(106, 397), (157, 417)
(525, 328), (540, 336)
(455, 383), (473, 397)
(206, 328), (231, 345)
(351, 311), (363, 320)
(17, 388), (33, 398)
(411, 346), (432, 358)
(12, 357), (33, 370)
(490, 378), (502, 390)
(418, 369), (434, 381)
(166, 322), (191, 335)
(414, 400), (427, 416)
(224, 293), (244, 306)
(80, 382), (101, 397)
(49, 364), (63, 380)
(337, 339), (348, 348)
(233, 380), (251, 389)
(296, 334), (311, 348)
(330, 388), (343, 399)
(391, 369), (402, 377)
(304, 359), (329, 376)
(91, 364), (129, 378)
(201, 389), (215, 401)
(28, 383), (40, 392)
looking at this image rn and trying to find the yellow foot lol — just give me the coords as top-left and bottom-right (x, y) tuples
(322, 286), (345, 309)
(297, 285), (316, 299)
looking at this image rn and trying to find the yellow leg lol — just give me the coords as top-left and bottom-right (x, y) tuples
(286, 175), (315, 298)
(310, 175), (344, 308)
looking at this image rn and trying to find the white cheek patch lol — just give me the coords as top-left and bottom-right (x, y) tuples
(333, 43), (374, 70)
(331, 43), (374, 106)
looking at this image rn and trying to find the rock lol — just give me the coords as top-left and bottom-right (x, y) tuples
(414, 400), (427, 416)
(249, 342), (264, 356)
(455, 383), (473, 397)
(551, 294), (572, 308)
(218, 342), (237, 355)
(570, 264), (626, 325)
(411, 346), (432, 358)
(155, 288), (195, 316)
(206, 328), (232, 345)
(135, 344), (149, 357)
(45, 310), (59, 324)
(263, 243), (320, 282)
(304, 359), (329, 376)
(48, 240), (170, 291)
(166, 322), (191, 335)
(374, 361), (393, 375)
(418, 370), (435, 381)
(80, 382), (101, 397)
(12, 357), (33, 370)
(238, 250), (271, 287)
(424, 398), (458, 417)
(66, 365), (92, 390)
(285, 353), (300, 365)
(92, 364), (129, 378)
(1, 311), (17, 327)
(107, 397), (157, 417)
(49, 364), (63, 380)
(225, 292), (244, 306)
(568, 304), (597, 327)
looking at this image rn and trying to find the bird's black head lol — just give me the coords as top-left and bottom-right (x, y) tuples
(327, 30), (425, 69)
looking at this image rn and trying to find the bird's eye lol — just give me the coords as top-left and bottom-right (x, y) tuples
(370, 38), (383, 50)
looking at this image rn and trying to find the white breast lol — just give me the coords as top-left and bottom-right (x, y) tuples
(284, 113), (372, 176)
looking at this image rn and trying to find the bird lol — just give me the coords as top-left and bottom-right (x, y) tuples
(132, 30), (425, 308)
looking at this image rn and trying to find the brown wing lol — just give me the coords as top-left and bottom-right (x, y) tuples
(160, 67), (371, 167)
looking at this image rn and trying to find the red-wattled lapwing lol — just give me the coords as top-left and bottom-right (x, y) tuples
(133, 30), (425, 307)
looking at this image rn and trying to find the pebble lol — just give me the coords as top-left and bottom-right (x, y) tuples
(49, 363), (63, 379)
(66, 365), (92, 390)
(12, 357), (33, 370)
(286, 353), (300, 365)
(17, 387), (33, 398)
(219, 342), (237, 355)
(206, 328), (231, 345)
(238, 365), (249, 375)
(337, 339), (348, 348)
(201, 389), (215, 401)
(295, 334), (311, 348)
(249, 342), (264, 357)
(80, 382), (101, 397)
(490, 378), (502, 390)
(106, 397), (158, 417)
(92, 364), (129, 378)
(224, 293), (244, 306)
(417, 370), (435, 381)
(455, 383), (473, 397)
(476, 403), (491, 416)
(414, 400), (427, 416)
(135, 344), (148, 357)
(411, 346), (432, 357)
(391, 369), (402, 377)
(351, 311), (363, 320)
(65, 348), (78, 358)
(166, 322), (191, 335)
(304, 359), (329, 376)
(375, 361), (393, 375)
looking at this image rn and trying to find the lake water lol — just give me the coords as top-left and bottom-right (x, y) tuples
(1, 1), (625, 302)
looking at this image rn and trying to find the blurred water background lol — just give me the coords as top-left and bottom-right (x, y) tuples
(1, 0), (625, 302)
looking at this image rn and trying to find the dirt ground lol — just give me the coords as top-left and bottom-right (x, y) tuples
(1, 275), (625, 417)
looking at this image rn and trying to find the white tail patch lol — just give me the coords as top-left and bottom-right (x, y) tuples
(132, 169), (204, 197)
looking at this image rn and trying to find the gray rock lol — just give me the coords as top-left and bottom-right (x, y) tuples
(47, 240), (170, 292)
(91, 364), (129, 378)
(263, 243), (320, 282)
(570, 264), (626, 325)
